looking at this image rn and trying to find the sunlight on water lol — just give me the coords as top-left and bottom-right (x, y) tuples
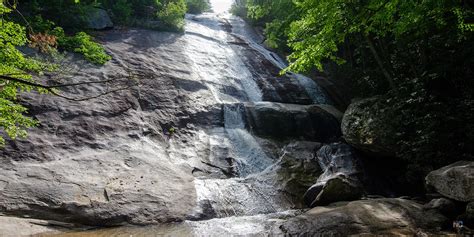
(210, 0), (234, 14)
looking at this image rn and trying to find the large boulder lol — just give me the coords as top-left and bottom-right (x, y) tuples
(275, 198), (448, 236)
(84, 8), (113, 30)
(305, 174), (363, 207)
(246, 141), (324, 209)
(426, 161), (474, 202)
(244, 102), (342, 142)
(303, 143), (364, 207)
(424, 198), (464, 217)
(341, 97), (397, 156)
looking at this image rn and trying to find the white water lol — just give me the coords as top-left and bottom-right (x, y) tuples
(227, 16), (331, 104)
(55, 1), (332, 235)
(210, 0), (234, 14)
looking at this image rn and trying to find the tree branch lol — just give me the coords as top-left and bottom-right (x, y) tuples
(0, 74), (136, 101)
(48, 86), (133, 101)
(0, 74), (122, 89)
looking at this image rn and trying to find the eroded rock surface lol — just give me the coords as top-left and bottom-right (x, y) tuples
(426, 161), (474, 202)
(244, 102), (342, 142)
(341, 97), (397, 156)
(276, 198), (448, 236)
(303, 143), (364, 207)
(0, 13), (334, 227)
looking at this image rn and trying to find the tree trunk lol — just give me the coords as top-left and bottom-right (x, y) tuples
(365, 35), (395, 89)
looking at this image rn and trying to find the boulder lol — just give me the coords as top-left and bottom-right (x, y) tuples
(341, 97), (397, 156)
(84, 8), (113, 30)
(244, 102), (342, 142)
(303, 143), (364, 207)
(426, 161), (474, 202)
(275, 198), (448, 236)
(305, 174), (363, 207)
(424, 198), (463, 217)
(250, 141), (324, 209)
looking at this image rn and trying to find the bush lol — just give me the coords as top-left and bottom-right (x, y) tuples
(186, 0), (209, 14)
(52, 28), (111, 65)
(111, 0), (133, 24)
(157, 0), (186, 30)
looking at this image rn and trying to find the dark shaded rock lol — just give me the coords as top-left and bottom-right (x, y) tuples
(465, 202), (474, 228)
(303, 142), (364, 207)
(426, 161), (474, 202)
(467, 202), (474, 218)
(244, 102), (342, 142)
(341, 97), (397, 156)
(265, 141), (323, 206)
(84, 8), (113, 30)
(424, 198), (464, 218)
(306, 175), (363, 207)
(456, 202), (474, 229)
(276, 198), (448, 236)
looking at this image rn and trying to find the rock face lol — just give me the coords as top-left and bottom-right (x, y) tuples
(244, 102), (342, 142)
(276, 198), (448, 236)
(426, 161), (474, 202)
(0, 145), (196, 226)
(0, 12), (334, 228)
(254, 141), (324, 207)
(84, 8), (113, 30)
(341, 97), (397, 156)
(303, 143), (364, 207)
(306, 175), (363, 207)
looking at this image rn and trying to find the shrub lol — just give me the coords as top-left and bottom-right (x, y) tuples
(186, 0), (209, 14)
(111, 0), (133, 24)
(53, 28), (111, 65)
(157, 0), (186, 30)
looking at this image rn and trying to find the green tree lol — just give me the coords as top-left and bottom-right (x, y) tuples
(186, 0), (209, 14)
(0, 2), (43, 145)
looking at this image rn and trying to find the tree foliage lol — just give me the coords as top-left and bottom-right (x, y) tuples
(0, 2), (43, 145)
(238, 0), (474, 181)
(186, 0), (209, 14)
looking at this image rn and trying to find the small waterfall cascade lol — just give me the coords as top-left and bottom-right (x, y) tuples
(223, 104), (274, 176)
(315, 144), (362, 185)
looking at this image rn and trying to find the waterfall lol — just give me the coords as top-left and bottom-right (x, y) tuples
(223, 103), (273, 177)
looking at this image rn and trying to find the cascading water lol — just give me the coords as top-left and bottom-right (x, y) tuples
(223, 104), (274, 176)
(227, 15), (331, 105)
(49, 1), (334, 235)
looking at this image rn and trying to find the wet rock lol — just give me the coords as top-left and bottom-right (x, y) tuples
(0, 216), (61, 236)
(303, 143), (364, 207)
(0, 28), (206, 226)
(276, 198), (448, 236)
(256, 141), (323, 207)
(426, 161), (474, 202)
(244, 102), (342, 142)
(305, 175), (363, 207)
(0, 13), (335, 228)
(84, 8), (113, 30)
(341, 97), (397, 156)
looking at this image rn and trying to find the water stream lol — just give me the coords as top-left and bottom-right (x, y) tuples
(49, 1), (331, 236)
